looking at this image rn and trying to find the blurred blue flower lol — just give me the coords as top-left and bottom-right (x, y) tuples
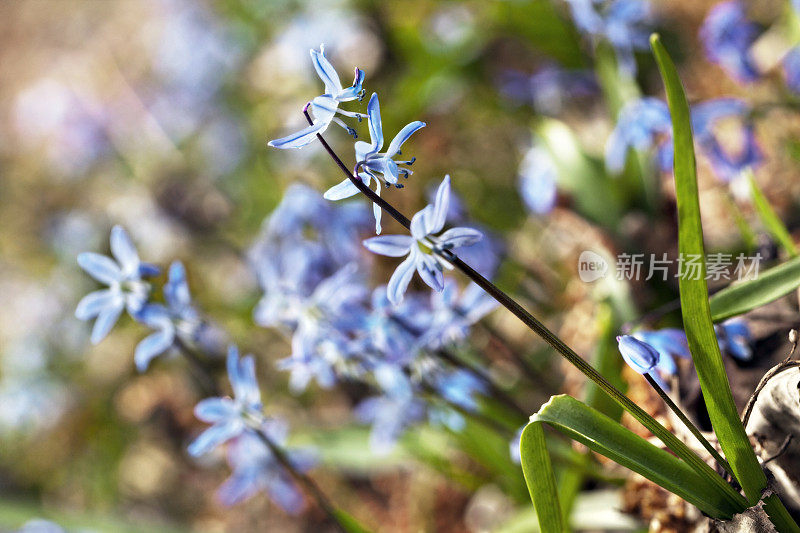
(356, 391), (426, 454)
(420, 280), (498, 351)
(218, 421), (316, 513)
(519, 145), (558, 215)
(784, 47), (800, 93)
(565, 0), (653, 74)
(16, 519), (66, 533)
(363, 176), (483, 304)
(188, 346), (263, 457)
(75, 226), (159, 344)
(716, 318), (753, 361)
(692, 98), (761, 182)
(268, 45), (366, 149)
(325, 93), (425, 233)
(433, 368), (486, 413)
(362, 286), (428, 365)
(605, 97), (673, 174)
(500, 65), (597, 115)
(617, 334), (660, 374)
(133, 261), (201, 372)
(700, 1), (761, 83)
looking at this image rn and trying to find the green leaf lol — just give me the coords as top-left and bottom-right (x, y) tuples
(749, 171), (798, 257)
(519, 422), (567, 533)
(650, 33), (767, 503)
(529, 396), (743, 519)
(334, 509), (373, 533)
(709, 256), (800, 322)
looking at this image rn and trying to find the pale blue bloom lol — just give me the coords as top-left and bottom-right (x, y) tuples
(75, 226), (159, 344)
(632, 328), (690, 389)
(16, 520), (66, 533)
(218, 421), (315, 512)
(784, 47), (800, 93)
(692, 98), (761, 181)
(268, 45), (366, 149)
(519, 145), (558, 215)
(355, 392), (426, 454)
(434, 368), (486, 413)
(188, 346), (263, 457)
(565, 0), (653, 74)
(133, 261), (202, 372)
(420, 280), (498, 350)
(700, 1), (761, 83)
(324, 93), (425, 233)
(362, 286), (429, 365)
(716, 318), (752, 361)
(363, 176), (483, 304)
(500, 65), (597, 114)
(617, 334), (660, 374)
(605, 97), (673, 174)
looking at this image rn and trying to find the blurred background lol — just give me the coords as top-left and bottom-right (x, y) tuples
(2, 0), (800, 531)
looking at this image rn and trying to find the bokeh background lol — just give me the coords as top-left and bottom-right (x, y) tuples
(2, 0), (800, 531)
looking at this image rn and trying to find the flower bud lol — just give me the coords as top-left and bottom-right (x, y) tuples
(617, 335), (660, 374)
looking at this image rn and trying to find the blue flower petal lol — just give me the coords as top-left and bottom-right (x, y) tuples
(75, 289), (121, 320)
(386, 254), (417, 305)
(363, 235), (413, 257)
(78, 252), (123, 285)
(187, 420), (243, 457)
(617, 334), (660, 374)
(366, 93), (383, 152)
(134, 327), (176, 372)
(194, 397), (238, 423)
(90, 300), (125, 344)
(323, 179), (360, 201)
(268, 122), (325, 149)
(309, 45), (343, 95)
(438, 227), (483, 250)
(386, 121), (426, 157)
(110, 225), (139, 276)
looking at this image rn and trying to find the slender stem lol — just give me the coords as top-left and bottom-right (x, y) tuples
(306, 111), (748, 507)
(644, 373), (735, 479)
(253, 427), (348, 533)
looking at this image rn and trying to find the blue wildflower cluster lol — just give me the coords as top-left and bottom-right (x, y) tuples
(75, 227), (311, 512)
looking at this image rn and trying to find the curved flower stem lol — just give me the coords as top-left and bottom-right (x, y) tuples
(171, 340), (350, 532)
(644, 373), (735, 480)
(305, 110), (748, 508)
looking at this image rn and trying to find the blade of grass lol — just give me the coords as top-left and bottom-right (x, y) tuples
(748, 170), (798, 257)
(651, 33), (767, 504)
(519, 422), (567, 533)
(527, 395), (744, 519)
(709, 256), (800, 321)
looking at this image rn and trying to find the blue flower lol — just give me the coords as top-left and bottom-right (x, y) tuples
(218, 420), (315, 513)
(188, 346), (263, 457)
(692, 98), (761, 182)
(16, 519), (66, 533)
(419, 279), (498, 351)
(565, 0), (653, 74)
(268, 44), (366, 149)
(519, 145), (558, 215)
(75, 225), (159, 344)
(700, 1), (761, 83)
(363, 176), (483, 304)
(133, 261), (202, 372)
(500, 65), (597, 114)
(324, 93), (425, 233)
(605, 97), (673, 174)
(355, 392), (426, 454)
(783, 47), (800, 93)
(617, 334), (660, 374)
(716, 318), (753, 361)
(362, 286), (429, 365)
(433, 368), (486, 413)
(632, 328), (690, 389)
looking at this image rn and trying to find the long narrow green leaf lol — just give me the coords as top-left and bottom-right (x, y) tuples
(650, 34), (767, 503)
(749, 172), (798, 257)
(519, 422), (566, 532)
(709, 256), (800, 322)
(528, 395), (742, 519)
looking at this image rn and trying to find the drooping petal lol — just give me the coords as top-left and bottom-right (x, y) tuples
(110, 225), (139, 276)
(323, 179), (360, 201)
(267, 475), (306, 515)
(268, 122), (326, 150)
(75, 289), (121, 320)
(337, 68), (366, 101)
(195, 397), (238, 422)
(386, 254), (418, 305)
(429, 175), (451, 235)
(416, 253), (444, 292)
(165, 261), (192, 310)
(78, 252), (123, 285)
(373, 180), (383, 234)
(217, 468), (261, 506)
(134, 327), (176, 372)
(386, 121), (426, 157)
(236, 355), (262, 407)
(187, 420), (243, 457)
(363, 235), (413, 257)
(437, 227), (483, 250)
(366, 93), (384, 152)
(90, 300), (125, 344)
(309, 45), (343, 95)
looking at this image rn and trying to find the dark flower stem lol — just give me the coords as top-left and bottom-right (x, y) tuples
(304, 109), (745, 499)
(644, 373), (735, 479)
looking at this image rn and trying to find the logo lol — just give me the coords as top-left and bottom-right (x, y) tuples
(578, 250), (608, 282)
